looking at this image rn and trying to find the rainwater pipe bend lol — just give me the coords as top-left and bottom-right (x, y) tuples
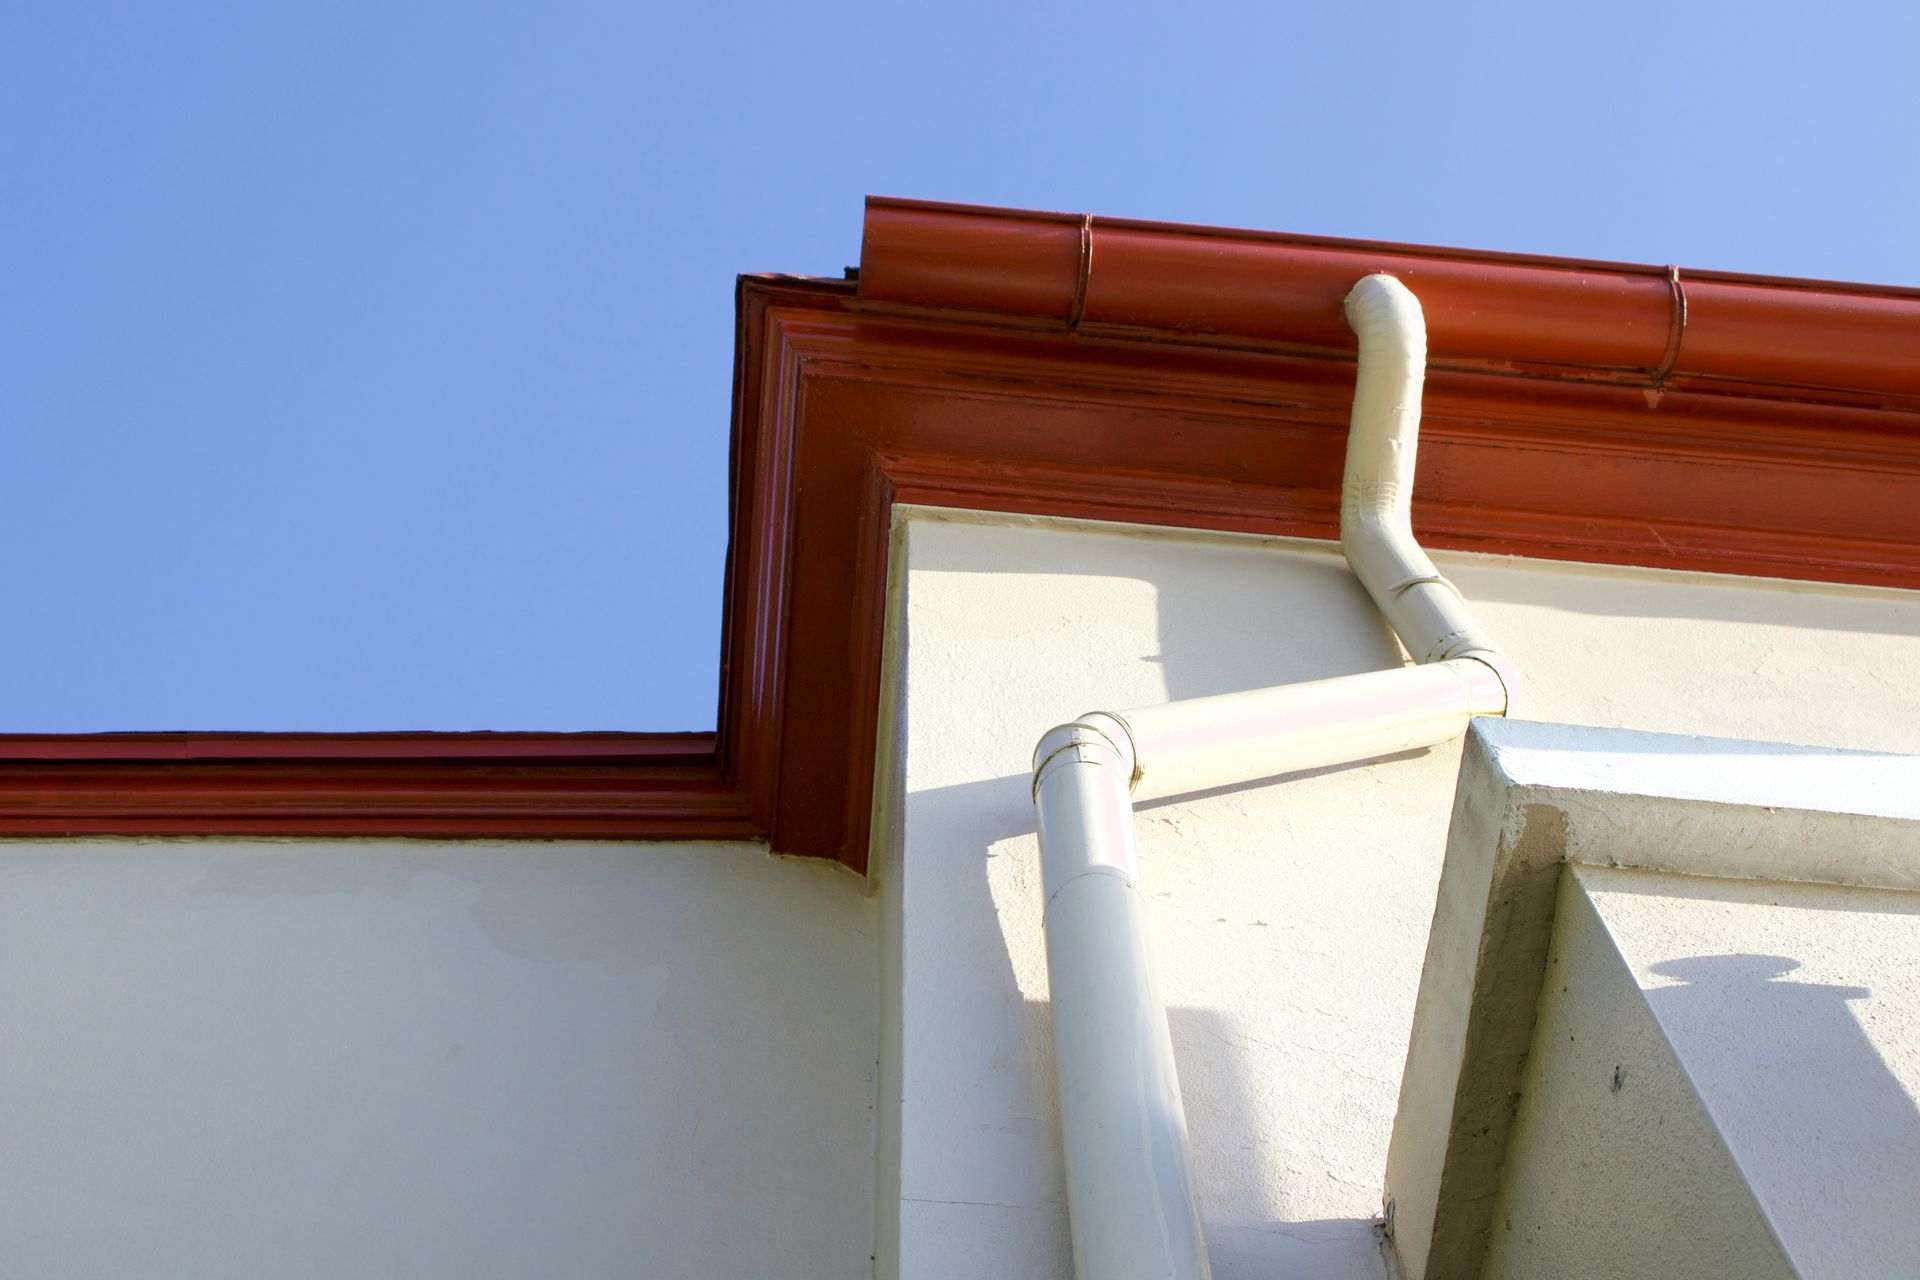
(1029, 274), (1518, 1280)
(1341, 274), (1519, 705)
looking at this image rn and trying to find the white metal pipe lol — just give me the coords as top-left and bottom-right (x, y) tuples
(1033, 720), (1211, 1280)
(1341, 274), (1519, 705)
(1115, 658), (1508, 803)
(1030, 273), (1519, 1280)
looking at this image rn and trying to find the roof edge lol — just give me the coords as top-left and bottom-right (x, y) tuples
(859, 197), (1920, 404)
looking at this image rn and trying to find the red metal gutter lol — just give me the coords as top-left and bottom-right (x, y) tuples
(860, 197), (1920, 402)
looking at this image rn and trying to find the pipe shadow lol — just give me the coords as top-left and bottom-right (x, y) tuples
(891, 518), (1458, 1274)
(1168, 1006), (1395, 1279)
(1132, 746), (1438, 813)
(900, 519), (1406, 706)
(900, 774), (1396, 1278)
(893, 773), (1065, 1211)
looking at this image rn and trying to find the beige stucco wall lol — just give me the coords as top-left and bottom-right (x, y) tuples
(0, 839), (876, 1280)
(1480, 867), (1799, 1280)
(877, 509), (1920, 1280)
(1573, 865), (1920, 1280)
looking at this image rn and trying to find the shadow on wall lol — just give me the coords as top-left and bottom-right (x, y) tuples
(1167, 1004), (1395, 1280)
(902, 520), (1406, 705)
(1450, 555), (1920, 638)
(1645, 950), (1920, 1275)
(899, 522), (1426, 1276)
(905, 767), (1396, 1279)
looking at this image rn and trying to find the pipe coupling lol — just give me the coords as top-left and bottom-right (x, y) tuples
(1031, 712), (1139, 799)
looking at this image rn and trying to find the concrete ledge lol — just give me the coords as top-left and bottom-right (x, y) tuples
(1383, 719), (1920, 1280)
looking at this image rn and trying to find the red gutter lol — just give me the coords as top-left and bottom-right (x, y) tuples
(859, 197), (1920, 401)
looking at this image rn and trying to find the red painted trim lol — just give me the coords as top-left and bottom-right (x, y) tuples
(0, 733), (752, 839)
(9, 199), (1920, 866)
(0, 732), (713, 762)
(0, 765), (755, 840)
(723, 278), (1920, 870)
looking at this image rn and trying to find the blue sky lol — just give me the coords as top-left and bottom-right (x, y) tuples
(5, 2), (1916, 732)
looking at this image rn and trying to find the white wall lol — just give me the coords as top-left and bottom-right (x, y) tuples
(1480, 867), (1798, 1280)
(1575, 865), (1920, 1279)
(0, 839), (876, 1280)
(1380, 717), (1920, 1278)
(877, 509), (1920, 1280)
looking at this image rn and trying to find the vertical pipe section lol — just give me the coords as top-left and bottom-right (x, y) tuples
(1033, 718), (1211, 1280)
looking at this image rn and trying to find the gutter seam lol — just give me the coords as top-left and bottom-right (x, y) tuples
(1068, 213), (1094, 332)
(1653, 265), (1689, 385)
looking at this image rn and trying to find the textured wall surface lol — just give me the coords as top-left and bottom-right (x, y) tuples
(1584, 865), (1920, 1280)
(0, 840), (876, 1280)
(1481, 868), (1798, 1280)
(877, 510), (1920, 1280)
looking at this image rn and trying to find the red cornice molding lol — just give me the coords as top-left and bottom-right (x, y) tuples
(0, 732), (713, 762)
(722, 278), (1920, 870)
(0, 732), (754, 839)
(7, 199), (1919, 864)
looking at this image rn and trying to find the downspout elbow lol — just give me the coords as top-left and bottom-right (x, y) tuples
(1341, 274), (1520, 712)
(1032, 713), (1139, 798)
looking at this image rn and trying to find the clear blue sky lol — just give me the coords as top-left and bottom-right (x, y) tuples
(5, 2), (1916, 732)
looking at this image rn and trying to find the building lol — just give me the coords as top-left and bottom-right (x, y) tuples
(2, 198), (1916, 1279)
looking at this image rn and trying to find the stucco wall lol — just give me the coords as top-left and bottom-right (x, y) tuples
(1577, 864), (1920, 1279)
(0, 839), (876, 1280)
(1480, 867), (1798, 1280)
(877, 509), (1920, 1280)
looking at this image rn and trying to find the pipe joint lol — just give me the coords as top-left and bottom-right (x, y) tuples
(1389, 573), (1453, 599)
(1032, 712), (1139, 800)
(1455, 650), (1521, 715)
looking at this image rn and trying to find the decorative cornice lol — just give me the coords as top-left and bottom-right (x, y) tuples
(6, 200), (1918, 865)
(0, 733), (753, 840)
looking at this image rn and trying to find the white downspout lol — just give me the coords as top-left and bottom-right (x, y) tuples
(1341, 274), (1519, 699)
(1031, 275), (1515, 1280)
